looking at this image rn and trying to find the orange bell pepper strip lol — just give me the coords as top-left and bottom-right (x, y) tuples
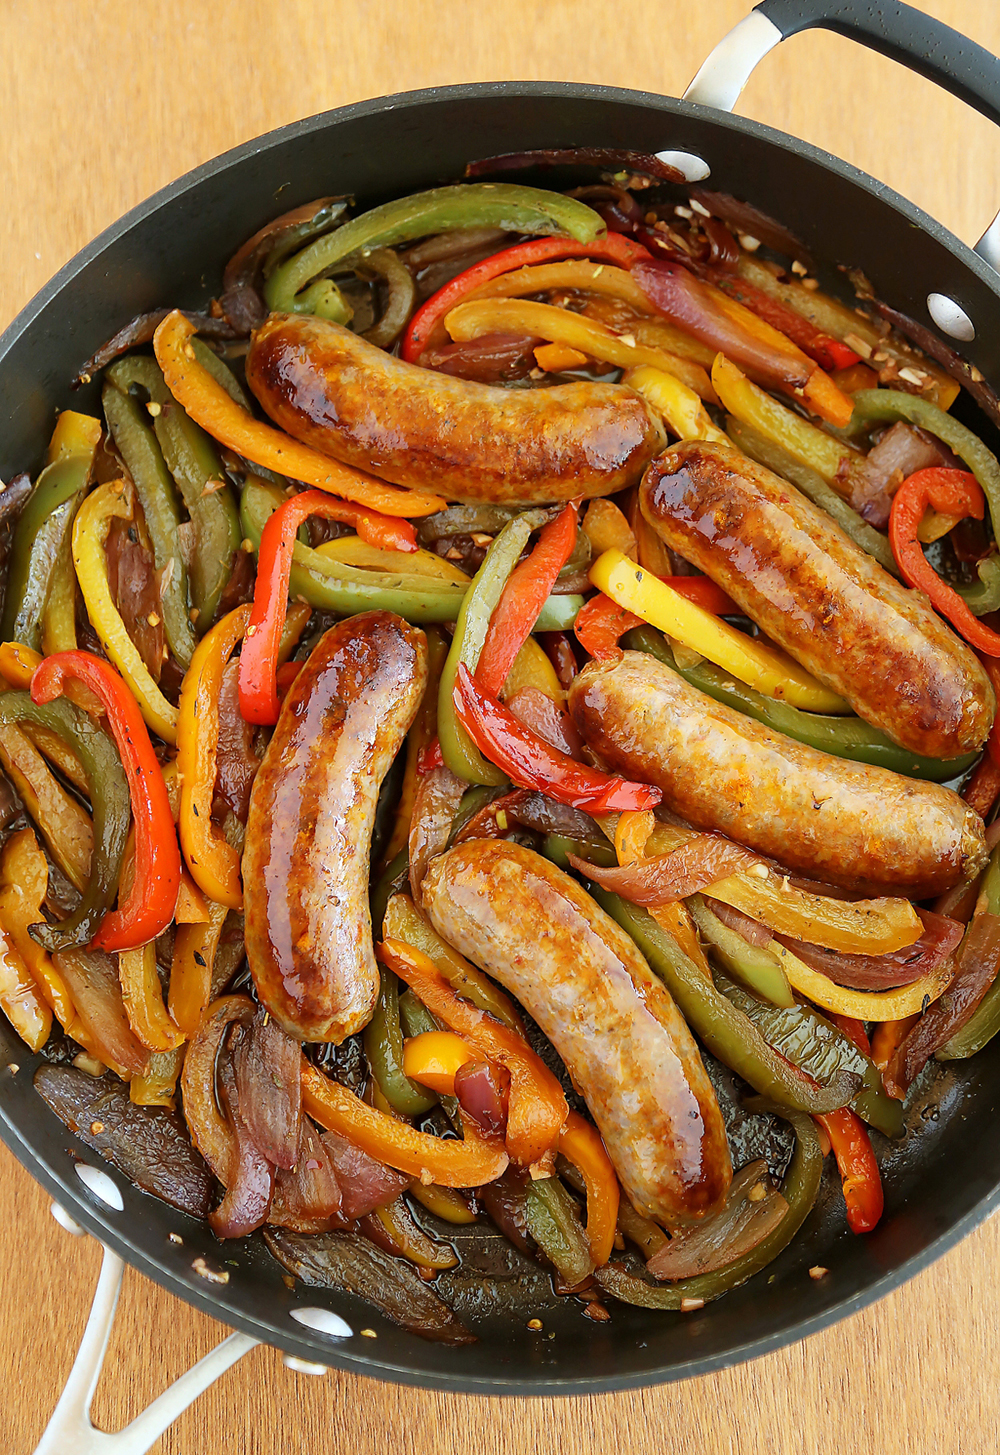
(177, 605), (250, 909)
(301, 1060), (509, 1188)
(167, 900), (230, 1039)
(575, 593), (644, 662)
(379, 937), (569, 1167)
(402, 1029), (480, 1093)
(814, 1107), (884, 1233)
(0, 914), (51, 1051)
(557, 1111), (620, 1267)
(870, 1015), (920, 1099)
(238, 490), (415, 725)
(30, 651), (181, 953)
(152, 310), (445, 517)
(476, 502), (579, 697)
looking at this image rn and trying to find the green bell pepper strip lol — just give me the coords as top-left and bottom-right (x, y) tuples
(438, 509), (548, 785)
(1, 457), (90, 650)
(689, 896), (794, 1008)
(526, 1175), (594, 1287)
(264, 183), (605, 317)
(0, 691), (130, 952)
(101, 382), (197, 668)
(542, 832), (617, 871)
(586, 883), (858, 1114)
(396, 988), (461, 1125)
(447, 784), (510, 845)
(594, 1100), (822, 1308)
(364, 968), (438, 1117)
(936, 847), (1000, 1060)
(370, 848), (408, 941)
(850, 389), (1000, 614)
(191, 339), (252, 410)
(726, 416), (899, 577)
(240, 478), (582, 629)
(106, 358), (241, 630)
(714, 969), (903, 1138)
(623, 626), (977, 783)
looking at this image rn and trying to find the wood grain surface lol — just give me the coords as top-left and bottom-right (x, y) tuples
(1, 2), (999, 1451)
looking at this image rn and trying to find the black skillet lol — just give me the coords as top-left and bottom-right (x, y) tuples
(3, 0), (1000, 1398)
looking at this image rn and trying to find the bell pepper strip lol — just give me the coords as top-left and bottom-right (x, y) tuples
(403, 237), (651, 361)
(0, 828), (76, 1032)
(650, 899), (714, 981)
(301, 1059), (509, 1188)
(239, 492), (416, 725)
(0, 913), (52, 1050)
(534, 343), (588, 372)
(613, 807), (654, 865)
(444, 297), (715, 401)
(383, 892), (524, 1034)
(100, 382), (197, 667)
(814, 1108), (883, 1234)
(130, 1046), (185, 1109)
(526, 1175), (594, 1286)
(177, 603), (249, 906)
(888, 468), (1000, 652)
(106, 357), (242, 631)
(266, 182), (606, 317)
(0, 652), (91, 796)
(830, 1015), (872, 1058)
(167, 900), (230, 1039)
(175, 870), (209, 924)
(402, 1029), (481, 1094)
(476, 503), (579, 697)
(317, 537), (469, 582)
(438, 509), (548, 785)
(725, 416), (900, 578)
(557, 1111), (620, 1267)
(379, 937), (568, 1168)
(591, 549), (848, 713)
(365, 972), (439, 1117)
(408, 1182), (477, 1224)
(596, 1101), (823, 1308)
(453, 662), (662, 813)
(499, 637), (563, 703)
(364, 1199), (459, 1271)
(709, 270), (861, 372)
(579, 498), (633, 561)
(713, 353), (856, 488)
(689, 897), (794, 1008)
(662, 578), (740, 614)
(589, 885), (857, 1113)
(1, 454), (92, 655)
(575, 594), (643, 661)
(152, 311), (445, 517)
(72, 482), (179, 743)
(768, 938), (953, 1020)
(379, 626), (449, 873)
(625, 624), (976, 782)
(0, 640), (101, 717)
(852, 389), (1000, 615)
(42, 526), (78, 657)
(118, 942), (184, 1052)
(30, 653), (181, 952)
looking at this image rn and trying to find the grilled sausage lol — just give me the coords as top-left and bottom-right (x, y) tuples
(640, 440), (994, 759)
(245, 313), (665, 505)
(244, 612), (427, 1042)
(569, 650), (987, 897)
(421, 839), (732, 1225)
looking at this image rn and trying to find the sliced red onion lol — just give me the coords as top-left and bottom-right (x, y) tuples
(321, 1129), (411, 1220)
(53, 949), (150, 1077)
(421, 333), (539, 383)
(572, 835), (759, 906)
(454, 1060), (510, 1137)
(209, 1034), (275, 1239)
(235, 1006), (302, 1171)
(506, 686), (583, 759)
(689, 190), (815, 269)
(702, 897), (771, 948)
(870, 298), (1000, 431)
(777, 909), (963, 991)
(647, 1160), (788, 1280)
(465, 149), (685, 183)
(409, 764), (467, 906)
(849, 421), (959, 526)
(270, 1118), (345, 1232)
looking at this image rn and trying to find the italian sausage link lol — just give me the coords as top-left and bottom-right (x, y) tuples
(244, 611), (427, 1042)
(245, 314), (665, 505)
(421, 839), (732, 1225)
(640, 440), (994, 759)
(568, 650), (987, 897)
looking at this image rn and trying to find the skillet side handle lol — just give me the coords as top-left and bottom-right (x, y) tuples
(685, 0), (1000, 269)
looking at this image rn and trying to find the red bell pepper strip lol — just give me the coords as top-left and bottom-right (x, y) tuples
(476, 503), (579, 696)
(711, 272), (861, 373)
(574, 593), (643, 661)
(30, 651), (181, 953)
(814, 1107), (883, 1234)
(452, 662), (661, 812)
(239, 489), (417, 724)
(662, 576), (740, 615)
(417, 738), (444, 773)
(964, 752), (1000, 817)
(402, 233), (651, 363)
(829, 1014), (871, 1058)
(889, 469), (1000, 654)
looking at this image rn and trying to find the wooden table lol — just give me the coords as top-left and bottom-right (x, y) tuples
(1, 1), (999, 1450)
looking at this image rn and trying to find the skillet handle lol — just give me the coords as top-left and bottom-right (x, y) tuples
(684, 0), (1000, 269)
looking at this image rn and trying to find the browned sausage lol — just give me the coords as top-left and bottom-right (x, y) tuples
(244, 612), (427, 1042)
(568, 650), (987, 897)
(639, 440), (994, 759)
(245, 313), (665, 505)
(421, 839), (732, 1225)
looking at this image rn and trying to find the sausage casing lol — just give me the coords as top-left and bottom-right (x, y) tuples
(245, 313), (665, 505)
(568, 650), (987, 897)
(640, 440), (994, 759)
(244, 612), (427, 1042)
(421, 839), (732, 1225)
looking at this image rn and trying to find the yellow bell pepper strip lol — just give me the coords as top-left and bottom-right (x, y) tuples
(581, 498), (636, 560)
(0, 828), (76, 1032)
(769, 938), (953, 1020)
(301, 1060), (510, 1188)
(557, 1111), (619, 1267)
(712, 352), (856, 487)
(500, 637), (563, 703)
(152, 310), (445, 517)
(118, 942), (184, 1052)
(408, 1182), (477, 1224)
(444, 297), (716, 402)
(534, 343), (589, 372)
(0, 913), (51, 1050)
(31, 653), (180, 953)
(590, 549), (848, 713)
(175, 870), (209, 924)
(130, 1045), (185, 1108)
(168, 899), (229, 1039)
(622, 364), (728, 445)
(689, 897), (794, 1008)
(177, 604), (251, 909)
(72, 482), (178, 743)
(403, 1029), (481, 1093)
(365, 1198), (460, 1271)
(41, 531), (78, 657)
(379, 937), (569, 1167)
(463, 256), (653, 312)
(317, 537), (470, 582)
(46, 411), (102, 464)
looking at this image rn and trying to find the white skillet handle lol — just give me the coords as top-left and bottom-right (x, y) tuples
(684, 0), (1000, 271)
(34, 1213), (259, 1455)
